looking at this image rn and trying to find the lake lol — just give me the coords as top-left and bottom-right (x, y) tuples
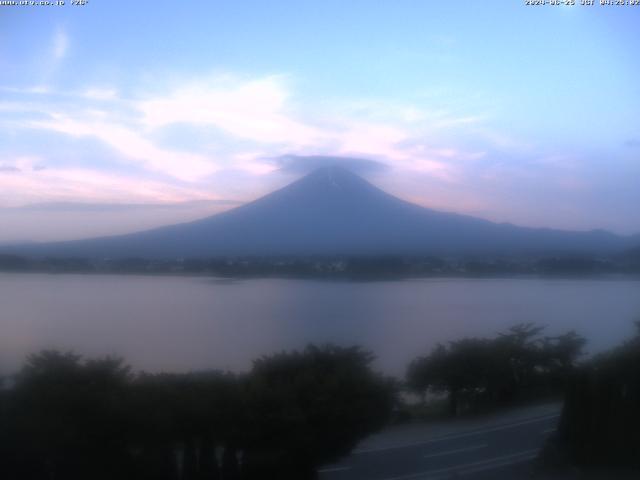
(1, 273), (639, 377)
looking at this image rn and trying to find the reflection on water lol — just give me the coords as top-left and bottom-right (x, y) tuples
(1, 273), (639, 376)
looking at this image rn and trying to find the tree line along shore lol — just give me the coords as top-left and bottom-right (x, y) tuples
(1, 252), (640, 277)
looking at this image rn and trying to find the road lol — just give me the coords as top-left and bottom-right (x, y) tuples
(318, 403), (561, 480)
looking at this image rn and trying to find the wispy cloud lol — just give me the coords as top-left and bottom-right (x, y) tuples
(52, 27), (69, 62)
(5, 74), (492, 187)
(138, 75), (323, 146)
(0, 156), (45, 174)
(0, 85), (51, 95)
(0, 72), (540, 229)
(7, 199), (240, 213)
(82, 87), (118, 101)
(29, 114), (219, 182)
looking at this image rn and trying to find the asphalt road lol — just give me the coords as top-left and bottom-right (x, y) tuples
(318, 403), (561, 480)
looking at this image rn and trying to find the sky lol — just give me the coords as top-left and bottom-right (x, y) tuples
(1, 0), (639, 243)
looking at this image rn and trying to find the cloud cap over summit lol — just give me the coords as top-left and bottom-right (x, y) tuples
(270, 155), (389, 175)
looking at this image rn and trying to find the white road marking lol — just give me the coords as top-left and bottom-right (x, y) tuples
(380, 449), (539, 480)
(541, 427), (557, 434)
(457, 449), (539, 477)
(354, 413), (560, 455)
(423, 443), (487, 460)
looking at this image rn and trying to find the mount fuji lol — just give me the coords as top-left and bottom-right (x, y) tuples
(6, 166), (635, 258)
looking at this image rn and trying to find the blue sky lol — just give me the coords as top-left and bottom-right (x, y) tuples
(1, 1), (639, 242)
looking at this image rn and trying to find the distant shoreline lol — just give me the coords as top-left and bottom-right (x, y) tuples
(1, 269), (639, 282)
(2, 251), (640, 280)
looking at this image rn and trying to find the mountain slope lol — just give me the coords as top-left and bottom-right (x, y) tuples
(7, 166), (635, 258)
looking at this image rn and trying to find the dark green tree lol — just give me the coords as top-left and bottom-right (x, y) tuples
(241, 344), (395, 479)
(407, 324), (586, 416)
(547, 322), (640, 472)
(1, 345), (395, 479)
(4, 351), (132, 480)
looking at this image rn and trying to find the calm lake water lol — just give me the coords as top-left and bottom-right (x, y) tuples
(1, 273), (639, 377)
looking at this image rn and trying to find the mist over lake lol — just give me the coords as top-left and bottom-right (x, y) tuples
(2, 273), (638, 377)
